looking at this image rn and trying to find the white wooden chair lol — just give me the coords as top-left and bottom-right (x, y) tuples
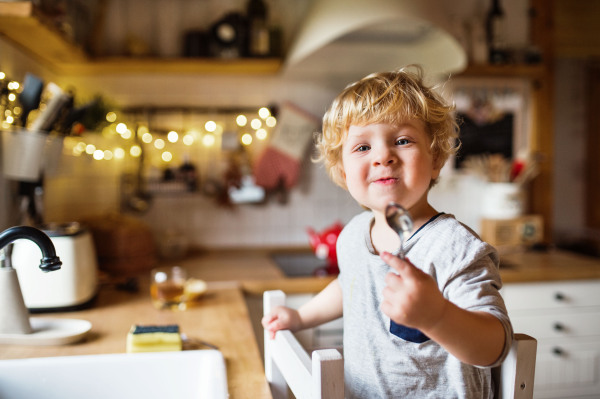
(264, 290), (537, 399)
(264, 290), (344, 399)
(492, 333), (538, 399)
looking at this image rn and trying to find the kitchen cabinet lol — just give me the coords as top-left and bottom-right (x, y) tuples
(456, 0), (555, 243)
(0, 1), (281, 75)
(502, 280), (600, 398)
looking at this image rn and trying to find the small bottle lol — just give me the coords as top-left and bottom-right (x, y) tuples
(485, 0), (507, 64)
(246, 0), (270, 57)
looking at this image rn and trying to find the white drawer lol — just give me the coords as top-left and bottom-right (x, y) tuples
(509, 311), (600, 339)
(533, 340), (600, 398)
(510, 310), (600, 339)
(502, 280), (600, 311)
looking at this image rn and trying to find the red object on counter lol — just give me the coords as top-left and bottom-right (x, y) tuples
(307, 222), (344, 275)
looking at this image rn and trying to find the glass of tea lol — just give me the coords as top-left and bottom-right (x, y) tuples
(150, 266), (187, 310)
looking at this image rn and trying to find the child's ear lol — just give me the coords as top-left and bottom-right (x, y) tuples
(432, 156), (444, 179)
(335, 164), (348, 189)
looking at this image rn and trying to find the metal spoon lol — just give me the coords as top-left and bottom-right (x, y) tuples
(385, 202), (413, 259)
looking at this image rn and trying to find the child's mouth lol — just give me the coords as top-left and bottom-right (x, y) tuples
(376, 178), (397, 185)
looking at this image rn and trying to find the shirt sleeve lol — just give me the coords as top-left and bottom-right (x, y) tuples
(443, 251), (514, 368)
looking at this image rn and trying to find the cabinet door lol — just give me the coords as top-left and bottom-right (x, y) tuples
(510, 311), (600, 340)
(502, 280), (600, 398)
(502, 280), (600, 311)
(533, 340), (600, 398)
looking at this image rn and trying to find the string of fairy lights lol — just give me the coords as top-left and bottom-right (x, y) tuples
(0, 71), (277, 168)
(71, 106), (277, 165)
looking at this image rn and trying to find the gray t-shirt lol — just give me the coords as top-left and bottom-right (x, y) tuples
(337, 211), (513, 399)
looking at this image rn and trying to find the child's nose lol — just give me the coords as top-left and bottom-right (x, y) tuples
(373, 146), (397, 166)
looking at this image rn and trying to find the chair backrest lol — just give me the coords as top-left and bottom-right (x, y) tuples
(263, 290), (537, 399)
(263, 290), (344, 399)
(492, 333), (538, 399)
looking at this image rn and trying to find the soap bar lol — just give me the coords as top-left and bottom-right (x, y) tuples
(126, 324), (182, 353)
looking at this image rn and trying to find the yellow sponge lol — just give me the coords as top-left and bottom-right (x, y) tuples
(126, 324), (182, 353)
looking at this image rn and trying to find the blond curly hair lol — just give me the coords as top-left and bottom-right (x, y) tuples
(315, 65), (459, 189)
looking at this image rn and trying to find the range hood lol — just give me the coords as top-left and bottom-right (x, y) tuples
(283, 0), (467, 88)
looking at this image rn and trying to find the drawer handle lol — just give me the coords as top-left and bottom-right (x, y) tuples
(552, 347), (564, 356)
(554, 292), (565, 301)
(553, 322), (565, 332)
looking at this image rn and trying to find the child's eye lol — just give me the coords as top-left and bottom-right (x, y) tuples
(356, 144), (370, 152)
(395, 138), (410, 146)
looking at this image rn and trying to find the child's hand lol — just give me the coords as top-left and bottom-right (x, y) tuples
(261, 306), (302, 339)
(380, 252), (447, 332)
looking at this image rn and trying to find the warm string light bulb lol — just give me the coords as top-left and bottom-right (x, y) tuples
(106, 112), (117, 123)
(167, 131), (178, 143)
(236, 115), (247, 126)
(202, 134), (215, 147)
(116, 123), (127, 133)
(141, 132), (153, 144)
(250, 118), (262, 130)
(258, 107), (271, 119)
(183, 134), (194, 146)
(205, 120), (217, 132)
(256, 128), (268, 140)
(130, 145), (142, 157)
(241, 133), (253, 146)
(114, 148), (126, 159)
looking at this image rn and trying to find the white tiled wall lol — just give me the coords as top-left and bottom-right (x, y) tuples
(142, 165), (361, 248)
(42, 144), (362, 248)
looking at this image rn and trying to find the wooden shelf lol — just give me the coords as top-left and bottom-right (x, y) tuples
(54, 57), (282, 76)
(459, 63), (547, 79)
(0, 1), (282, 76)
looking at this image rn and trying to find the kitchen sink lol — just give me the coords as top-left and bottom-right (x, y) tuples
(0, 350), (227, 399)
(271, 251), (328, 277)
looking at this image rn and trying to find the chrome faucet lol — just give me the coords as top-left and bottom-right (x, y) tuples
(0, 226), (62, 335)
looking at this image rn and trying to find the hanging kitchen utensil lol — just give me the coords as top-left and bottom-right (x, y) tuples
(253, 102), (318, 193)
(30, 83), (71, 133)
(17, 73), (44, 127)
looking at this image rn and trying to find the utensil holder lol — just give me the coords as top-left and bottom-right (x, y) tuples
(1, 128), (64, 181)
(481, 182), (526, 220)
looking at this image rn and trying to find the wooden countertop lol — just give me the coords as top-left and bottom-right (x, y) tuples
(499, 249), (600, 283)
(233, 248), (600, 294)
(1, 247), (599, 398)
(0, 278), (272, 399)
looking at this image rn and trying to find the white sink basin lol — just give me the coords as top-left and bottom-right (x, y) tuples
(0, 350), (228, 399)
